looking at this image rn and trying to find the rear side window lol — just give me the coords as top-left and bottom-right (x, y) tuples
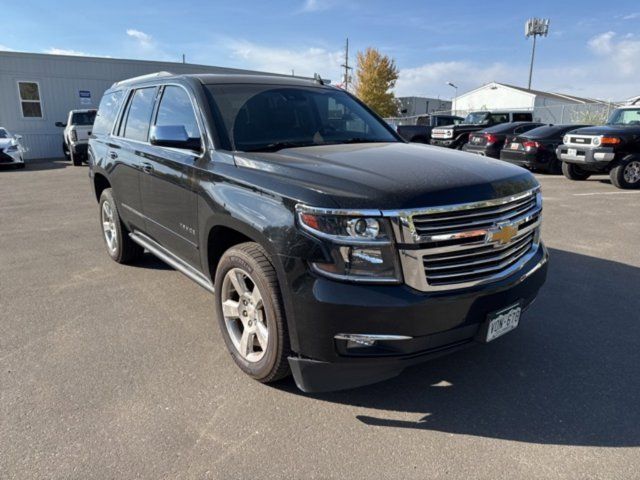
(489, 113), (509, 124)
(512, 112), (533, 122)
(93, 91), (125, 135)
(123, 87), (157, 142)
(155, 86), (200, 139)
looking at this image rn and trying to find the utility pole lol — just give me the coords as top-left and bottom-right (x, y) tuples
(340, 38), (353, 92)
(525, 18), (550, 90)
(182, 53), (186, 64)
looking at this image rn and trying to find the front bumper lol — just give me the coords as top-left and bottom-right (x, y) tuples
(430, 138), (457, 148)
(0, 149), (24, 166)
(286, 242), (548, 392)
(556, 145), (615, 167)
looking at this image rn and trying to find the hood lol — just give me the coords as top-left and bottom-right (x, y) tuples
(570, 125), (640, 136)
(233, 142), (537, 210)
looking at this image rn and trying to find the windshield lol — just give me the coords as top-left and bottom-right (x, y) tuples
(0, 129), (8, 139)
(461, 112), (489, 125)
(607, 108), (640, 126)
(71, 111), (97, 126)
(206, 85), (398, 152)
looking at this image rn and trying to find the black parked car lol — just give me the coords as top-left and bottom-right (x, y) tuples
(462, 122), (544, 158)
(88, 72), (548, 392)
(500, 124), (592, 173)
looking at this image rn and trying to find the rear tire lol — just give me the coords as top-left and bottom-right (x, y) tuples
(562, 162), (591, 181)
(98, 188), (143, 264)
(214, 242), (291, 383)
(610, 158), (640, 189)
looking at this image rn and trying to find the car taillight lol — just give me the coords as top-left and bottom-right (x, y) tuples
(484, 133), (498, 144)
(523, 140), (541, 149)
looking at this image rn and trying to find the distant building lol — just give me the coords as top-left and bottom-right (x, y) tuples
(0, 51), (294, 160)
(398, 96), (452, 117)
(452, 82), (610, 124)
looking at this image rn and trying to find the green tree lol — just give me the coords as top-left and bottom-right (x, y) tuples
(354, 47), (400, 117)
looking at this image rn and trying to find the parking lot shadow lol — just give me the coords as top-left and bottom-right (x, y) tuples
(284, 248), (640, 447)
(21, 158), (71, 171)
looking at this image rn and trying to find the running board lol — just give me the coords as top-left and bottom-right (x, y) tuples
(129, 232), (214, 293)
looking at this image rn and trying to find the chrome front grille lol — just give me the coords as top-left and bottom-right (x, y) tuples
(390, 188), (542, 291)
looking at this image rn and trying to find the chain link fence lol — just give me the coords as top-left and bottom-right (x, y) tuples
(385, 102), (618, 127)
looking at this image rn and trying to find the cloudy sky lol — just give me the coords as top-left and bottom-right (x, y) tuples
(1, 0), (639, 101)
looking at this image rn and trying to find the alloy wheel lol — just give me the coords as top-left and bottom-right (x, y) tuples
(623, 161), (640, 184)
(221, 268), (268, 362)
(101, 201), (118, 254)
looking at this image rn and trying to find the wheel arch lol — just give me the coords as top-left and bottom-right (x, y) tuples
(93, 173), (111, 202)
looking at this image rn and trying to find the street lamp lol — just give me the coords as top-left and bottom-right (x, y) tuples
(525, 18), (550, 89)
(446, 82), (458, 97)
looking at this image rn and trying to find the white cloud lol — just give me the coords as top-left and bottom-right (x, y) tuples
(226, 39), (343, 79)
(126, 28), (153, 47)
(0, 44), (14, 51)
(300, 0), (333, 12)
(395, 61), (513, 98)
(588, 31), (640, 76)
(622, 12), (640, 20)
(45, 47), (86, 56)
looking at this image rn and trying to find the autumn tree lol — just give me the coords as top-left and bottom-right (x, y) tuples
(354, 48), (400, 117)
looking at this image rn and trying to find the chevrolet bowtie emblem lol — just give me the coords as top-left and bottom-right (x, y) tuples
(490, 224), (518, 245)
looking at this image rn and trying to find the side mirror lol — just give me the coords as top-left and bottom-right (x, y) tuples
(149, 125), (201, 151)
(55, 122), (66, 128)
(14, 134), (22, 140)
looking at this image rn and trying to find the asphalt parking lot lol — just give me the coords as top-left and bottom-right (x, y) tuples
(1, 159), (639, 479)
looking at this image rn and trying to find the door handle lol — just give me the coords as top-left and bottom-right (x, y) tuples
(141, 162), (154, 174)
(108, 151), (118, 159)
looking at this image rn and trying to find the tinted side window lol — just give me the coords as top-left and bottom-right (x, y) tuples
(437, 117), (452, 126)
(489, 113), (509, 124)
(155, 86), (200, 139)
(93, 92), (124, 135)
(512, 113), (533, 122)
(123, 87), (157, 142)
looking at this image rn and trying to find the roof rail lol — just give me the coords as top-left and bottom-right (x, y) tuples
(111, 71), (173, 88)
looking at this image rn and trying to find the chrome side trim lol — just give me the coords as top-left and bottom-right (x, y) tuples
(129, 231), (214, 293)
(334, 333), (413, 346)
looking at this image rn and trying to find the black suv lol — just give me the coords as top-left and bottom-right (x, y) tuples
(88, 72), (548, 392)
(557, 106), (640, 188)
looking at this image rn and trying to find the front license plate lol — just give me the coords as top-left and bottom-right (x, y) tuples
(568, 148), (577, 156)
(486, 304), (521, 342)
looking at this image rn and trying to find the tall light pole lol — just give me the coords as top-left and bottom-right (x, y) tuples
(525, 18), (550, 90)
(446, 82), (458, 97)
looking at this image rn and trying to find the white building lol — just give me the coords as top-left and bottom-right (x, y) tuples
(398, 96), (452, 117)
(0, 51), (287, 160)
(452, 82), (610, 124)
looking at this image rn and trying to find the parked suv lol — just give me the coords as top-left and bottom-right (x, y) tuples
(56, 109), (97, 165)
(89, 72), (548, 392)
(396, 114), (463, 143)
(557, 106), (640, 188)
(431, 111), (534, 150)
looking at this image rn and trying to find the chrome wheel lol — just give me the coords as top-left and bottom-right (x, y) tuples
(221, 268), (268, 362)
(101, 200), (118, 254)
(623, 161), (640, 184)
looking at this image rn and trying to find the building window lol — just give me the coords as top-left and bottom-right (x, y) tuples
(18, 81), (43, 118)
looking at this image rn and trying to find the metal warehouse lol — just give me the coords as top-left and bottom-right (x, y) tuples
(0, 51), (276, 160)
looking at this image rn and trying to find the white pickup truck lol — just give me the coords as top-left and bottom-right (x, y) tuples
(56, 109), (97, 166)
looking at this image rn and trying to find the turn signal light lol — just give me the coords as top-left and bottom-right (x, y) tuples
(600, 136), (621, 145)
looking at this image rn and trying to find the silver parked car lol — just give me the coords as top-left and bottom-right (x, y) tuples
(0, 128), (26, 169)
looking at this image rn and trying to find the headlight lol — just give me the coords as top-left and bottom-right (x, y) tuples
(592, 136), (601, 147)
(70, 130), (77, 142)
(296, 205), (401, 283)
(563, 135), (569, 144)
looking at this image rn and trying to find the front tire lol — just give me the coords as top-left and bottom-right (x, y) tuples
(70, 148), (82, 166)
(562, 162), (591, 181)
(98, 188), (143, 264)
(63, 142), (70, 160)
(214, 242), (291, 383)
(610, 158), (640, 189)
